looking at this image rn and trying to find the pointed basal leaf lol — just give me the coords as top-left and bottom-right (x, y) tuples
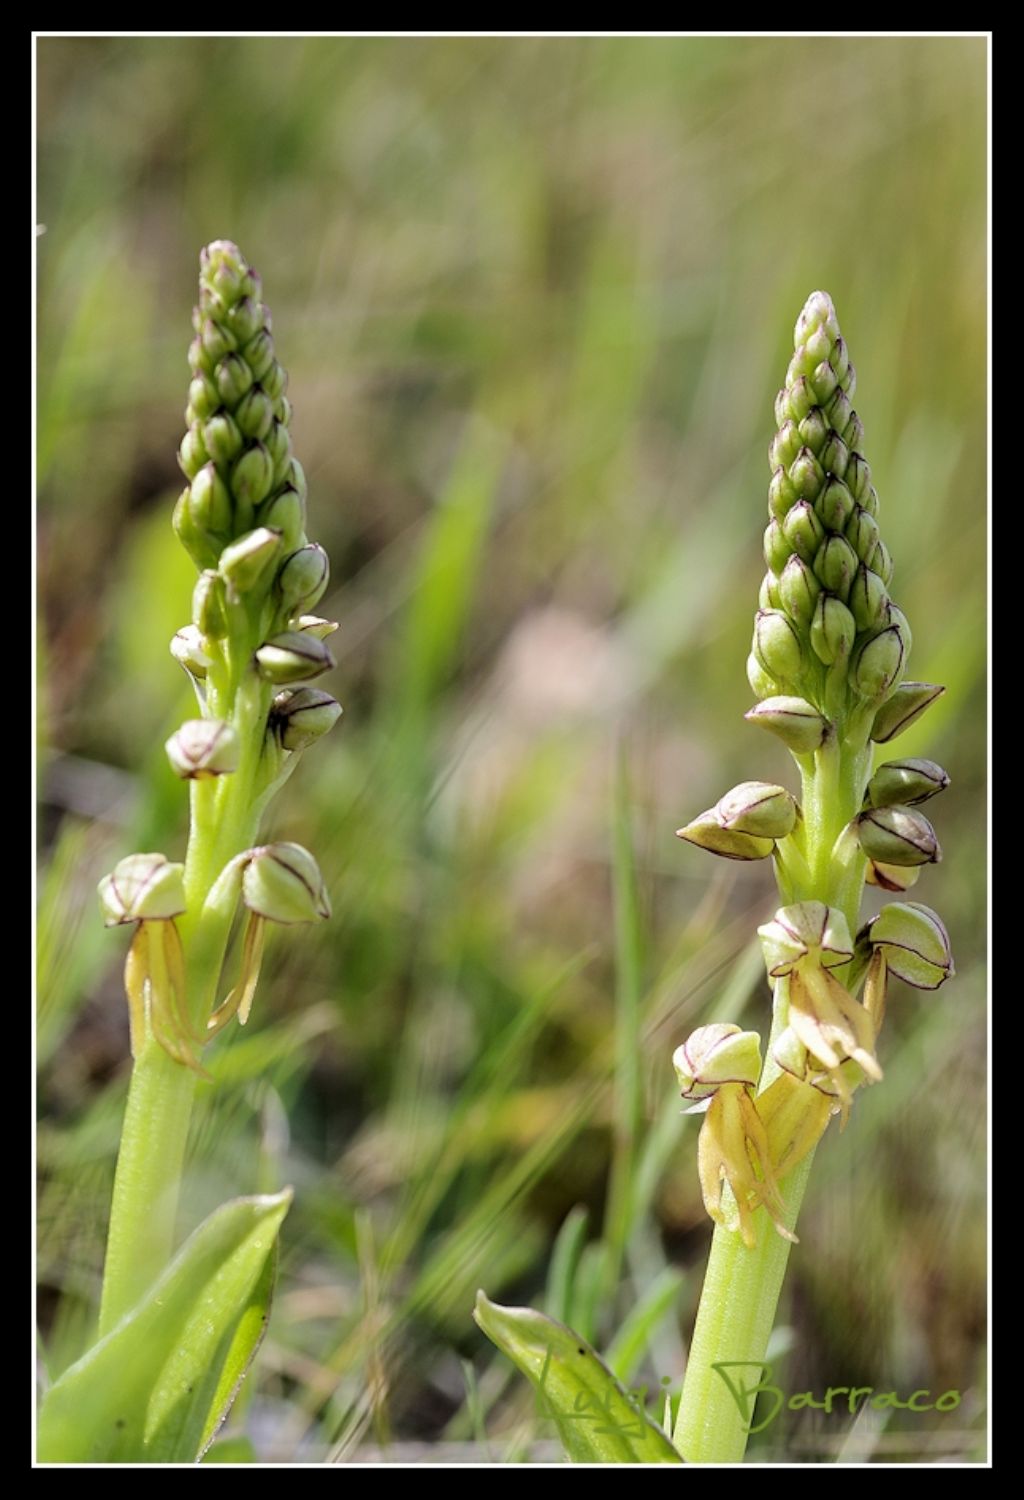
(474, 1291), (683, 1464)
(38, 1190), (290, 1464)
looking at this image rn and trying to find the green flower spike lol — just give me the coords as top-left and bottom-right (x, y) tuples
(206, 843), (330, 1036)
(673, 1025), (794, 1249)
(98, 854), (204, 1073)
(668, 291), (956, 1468)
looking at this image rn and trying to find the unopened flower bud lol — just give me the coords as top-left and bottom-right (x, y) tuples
(816, 475), (855, 532)
(857, 805), (941, 866)
(785, 376), (815, 422)
(814, 534), (858, 601)
(744, 695), (829, 754)
(231, 442), (275, 510)
(833, 340), (853, 391)
(242, 329), (275, 383)
(276, 543), (329, 615)
(187, 462), (233, 540)
(758, 573), (781, 611)
(885, 602), (912, 660)
(215, 353), (254, 407)
(165, 718), (240, 779)
(219, 527), (282, 599)
(850, 624), (905, 701)
(673, 1023), (762, 1101)
(265, 422), (293, 487)
(809, 359), (838, 406)
(758, 901), (853, 977)
(753, 609), (804, 682)
(789, 446), (826, 501)
(262, 360), (288, 402)
(770, 421), (801, 472)
(845, 506), (880, 564)
(863, 901), (954, 989)
(778, 554), (820, 625)
(824, 386), (852, 436)
(844, 452), (872, 503)
(809, 592), (855, 665)
(188, 373), (219, 422)
(271, 687), (343, 750)
(676, 809), (774, 861)
(768, 467), (797, 521)
(235, 385), (275, 441)
(170, 624), (212, 679)
(193, 569), (228, 638)
(746, 652), (779, 699)
(869, 681), (944, 743)
(763, 519), (791, 574)
(842, 410), (865, 452)
(256, 631), (335, 683)
(797, 407), (828, 454)
(716, 781), (798, 838)
(200, 319), (237, 364)
(178, 423), (210, 480)
(795, 291), (840, 345)
(848, 564), (889, 632)
(866, 758), (949, 809)
(225, 296), (263, 345)
(819, 430), (850, 480)
(782, 500), (825, 564)
(242, 842), (331, 923)
(202, 411), (244, 467)
(259, 485), (306, 552)
(99, 852), (186, 926)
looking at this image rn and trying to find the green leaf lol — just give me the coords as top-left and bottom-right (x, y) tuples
(473, 1292), (683, 1465)
(37, 1190), (290, 1464)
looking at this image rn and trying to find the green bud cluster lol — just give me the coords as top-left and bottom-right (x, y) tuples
(168, 241), (341, 767)
(750, 291), (910, 720)
(103, 243), (342, 1071)
(672, 291), (955, 1257)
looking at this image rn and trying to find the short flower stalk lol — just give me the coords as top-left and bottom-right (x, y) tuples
(96, 243), (340, 1338)
(671, 293), (954, 1463)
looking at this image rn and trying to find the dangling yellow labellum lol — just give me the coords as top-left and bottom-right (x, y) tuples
(123, 919), (208, 1077)
(206, 913), (267, 1037)
(787, 963), (882, 1091)
(697, 1083), (796, 1249)
(863, 947), (888, 1032)
(756, 1071), (834, 1179)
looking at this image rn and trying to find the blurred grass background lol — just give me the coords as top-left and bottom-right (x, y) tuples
(36, 35), (986, 1463)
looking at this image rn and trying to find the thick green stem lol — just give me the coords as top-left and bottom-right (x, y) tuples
(673, 728), (871, 1461)
(97, 671), (270, 1336)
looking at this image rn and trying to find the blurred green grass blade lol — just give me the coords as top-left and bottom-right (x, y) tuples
(603, 750), (645, 1285)
(545, 1205), (590, 1325)
(473, 1293), (682, 1464)
(37, 1190), (290, 1463)
(566, 1239), (608, 1347)
(603, 1266), (685, 1385)
(395, 418), (503, 718)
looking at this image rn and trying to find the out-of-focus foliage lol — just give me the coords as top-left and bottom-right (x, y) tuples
(37, 35), (986, 1463)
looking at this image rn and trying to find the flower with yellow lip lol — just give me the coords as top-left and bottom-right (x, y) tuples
(673, 1024), (794, 1249)
(98, 853), (205, 1074)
